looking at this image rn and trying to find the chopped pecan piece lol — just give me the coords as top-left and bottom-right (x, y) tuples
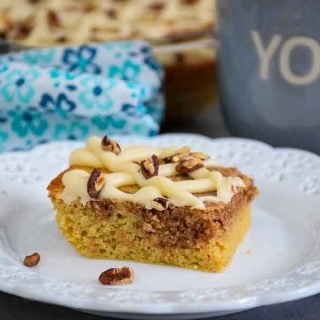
(163, 146), (190, 163)
(175, 158), (203, 174)
(87, 169), (106, 199)
(101, 135), (121, 155)
(91, 201), (112, 217)
(106, 9), (118, 19)
(141, 155), (159, 179)
(99, 267), (134, 285)
(56, 35), (67, 43)
(83, 2), (96, 12)
(189, 152), (210, 160)
(149, 1), (165, 11)
(47, 10), (60, 29)
(180, 0), (199, 4)
(153, 197), (169, 210)
(23, 253), (40, 267)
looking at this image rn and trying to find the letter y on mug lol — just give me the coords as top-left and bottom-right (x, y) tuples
(251, 31), (282, 80)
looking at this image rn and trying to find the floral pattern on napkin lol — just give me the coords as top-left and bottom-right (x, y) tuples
(0, 41), (163, 152)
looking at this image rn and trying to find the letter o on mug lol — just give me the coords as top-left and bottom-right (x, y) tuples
(279, 37), (320, 85)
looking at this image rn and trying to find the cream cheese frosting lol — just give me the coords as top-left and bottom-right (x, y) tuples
(60, 136), (244, 209)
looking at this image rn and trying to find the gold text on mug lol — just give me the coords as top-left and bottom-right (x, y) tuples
(252, 31), (320, 85)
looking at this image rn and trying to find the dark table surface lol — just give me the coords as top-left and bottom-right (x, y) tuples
(1, 106), (319, 320)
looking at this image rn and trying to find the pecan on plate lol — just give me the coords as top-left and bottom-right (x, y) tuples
(101, 135), (121, 155)
(23, 253), (40, 267)
(175, 158), (203, 174)
(99, 267), (134, 285)
(87, 169), (106, 199)
(141, 155), (159, 179)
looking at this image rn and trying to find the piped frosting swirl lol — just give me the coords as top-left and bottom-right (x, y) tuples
(60, 136), (245, 209)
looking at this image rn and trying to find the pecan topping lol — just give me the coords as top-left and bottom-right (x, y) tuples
(149, 1), (165, 11)
(106, 9), (118, 19)
(101, 135), (121, 155)
(57, 35), (67, 43)
(99, 267), (134, 285)
(163, 146), (190, 163)
(12, 19), (33, 40)
(180, 0), (199, 5)
(175, 158), (204, 174)
(83, 3), (96, 12)
(189, 152), (210, 160)
(141, 155), (159, 179)
(47, 10), (60, 29)
(153, 197), (169, 210)
(23, 253), (40, 267)
(87, 169), (106, 199)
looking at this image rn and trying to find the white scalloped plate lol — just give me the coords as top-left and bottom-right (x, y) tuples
(0, 134), (320, 320)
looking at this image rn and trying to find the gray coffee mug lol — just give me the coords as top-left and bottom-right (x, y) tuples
(216, 0), (320, 154)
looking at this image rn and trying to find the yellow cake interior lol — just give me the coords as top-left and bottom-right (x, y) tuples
(53, 197), (251, 272)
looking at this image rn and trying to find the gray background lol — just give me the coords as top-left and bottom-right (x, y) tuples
(0, 105), (319, 319)
(217, 0), (320, 153)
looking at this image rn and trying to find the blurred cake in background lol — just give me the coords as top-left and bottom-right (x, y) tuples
(0, 0), (217, 120)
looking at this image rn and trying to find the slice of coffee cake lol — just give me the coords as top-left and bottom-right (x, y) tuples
(48, 136), (258, 272)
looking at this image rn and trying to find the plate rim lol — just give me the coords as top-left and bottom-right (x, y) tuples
(0, 133), (320, 316)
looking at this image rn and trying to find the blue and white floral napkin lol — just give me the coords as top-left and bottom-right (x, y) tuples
(0, 41), (163, 152)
